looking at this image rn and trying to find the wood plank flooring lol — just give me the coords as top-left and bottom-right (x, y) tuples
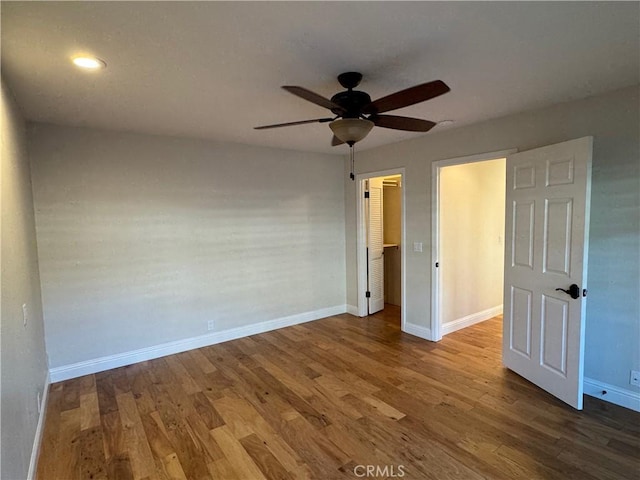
(36, 306), (640, 479)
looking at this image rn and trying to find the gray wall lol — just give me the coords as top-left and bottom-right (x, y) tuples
(345, 86), (639, 392)
(28, 125), (346, 368)
(1, 79), (49, 480)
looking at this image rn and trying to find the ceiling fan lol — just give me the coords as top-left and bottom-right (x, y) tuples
(255, 72), (450, 146)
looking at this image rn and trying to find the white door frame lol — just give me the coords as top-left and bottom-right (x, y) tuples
(356, 168), (406, 329)
(431, 149), (517, 341)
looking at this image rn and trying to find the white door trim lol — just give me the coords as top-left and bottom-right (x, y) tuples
(431, 149), (517, 341)
(356, 168), (406, 329)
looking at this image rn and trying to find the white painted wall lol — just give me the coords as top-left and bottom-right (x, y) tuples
(28, 124), (346, 369)
(345, 86), (639, 394)
(1, 79), (49, 480)
(383, 184), (402, 245)
(440, 159), (505, 326)
(383, 184), (402, 306)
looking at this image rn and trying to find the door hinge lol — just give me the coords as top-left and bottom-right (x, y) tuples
(435, 262), (439, 267)
(365, 291), (371, 298)
(583, 289), (588, 297)
(364, 191), (370, 198)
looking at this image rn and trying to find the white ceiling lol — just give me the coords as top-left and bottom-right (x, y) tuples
(2, 2), (638, 155)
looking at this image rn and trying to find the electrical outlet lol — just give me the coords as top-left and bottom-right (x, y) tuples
(22, 303), (28, 327)
(207, 320), (215, 331)
(413, 242), (423, 253)
(630, 370), (640, 387)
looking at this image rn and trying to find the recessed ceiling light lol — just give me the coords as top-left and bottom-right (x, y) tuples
(72, 56), (106, 70)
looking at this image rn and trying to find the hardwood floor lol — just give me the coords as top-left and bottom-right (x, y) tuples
(37, 306), (639, 479)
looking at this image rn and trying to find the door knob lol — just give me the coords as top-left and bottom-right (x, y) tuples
(556, 284), (580, 299)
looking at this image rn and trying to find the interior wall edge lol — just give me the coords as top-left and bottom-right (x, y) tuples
(346, 305), (359, 316)
(26, 372), (50, 480)
(403, 322), (433, 342)
(1, 76), (49, 480)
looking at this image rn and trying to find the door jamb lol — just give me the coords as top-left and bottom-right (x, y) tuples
(356, 168), (406, 330)
(431, 149), (517, 341)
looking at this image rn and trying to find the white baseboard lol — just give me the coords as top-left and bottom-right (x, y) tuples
(442, 305), (503, 336)
(403, 322), (433, 342)
(584, 377), (640, 413)
(346, 304), (359, 316)
(50, 304), (346, 382)
(27, 372), (51, 480)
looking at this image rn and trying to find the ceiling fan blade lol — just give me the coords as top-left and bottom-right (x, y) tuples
(370, 115), (436, 132)
(282, 86), (346, 114)
(363, 80), (450, 114)
(331, 135), (345, 146)
(254, 117), (333, 130)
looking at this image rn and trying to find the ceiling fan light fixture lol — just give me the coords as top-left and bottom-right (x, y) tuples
(329, 118), (374, 144)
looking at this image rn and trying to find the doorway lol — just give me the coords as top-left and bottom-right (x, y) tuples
(356, 169), (406, 328)
(431, 139), (592, 409)
(431, 149), (515, 341)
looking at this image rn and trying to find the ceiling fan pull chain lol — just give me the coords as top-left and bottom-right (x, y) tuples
(349, 145), (355, 181)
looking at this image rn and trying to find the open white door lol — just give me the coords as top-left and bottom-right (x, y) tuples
(367, 178), (385, 314)
(503, 137), (592, 409)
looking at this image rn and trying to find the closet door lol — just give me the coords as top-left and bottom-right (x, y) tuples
(367, 177), (385, 314)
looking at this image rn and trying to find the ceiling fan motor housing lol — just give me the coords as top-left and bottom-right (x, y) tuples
(330, 90), (372, 118)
